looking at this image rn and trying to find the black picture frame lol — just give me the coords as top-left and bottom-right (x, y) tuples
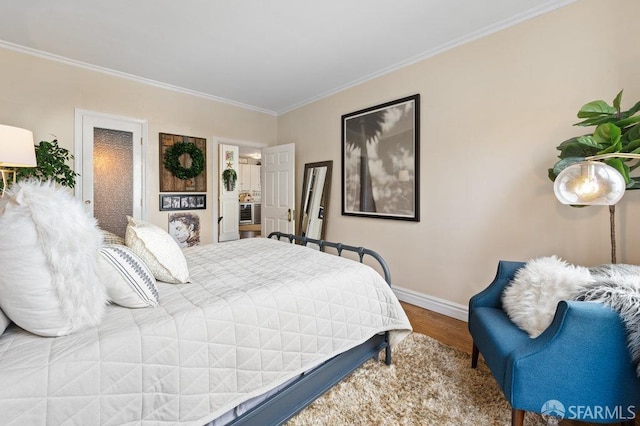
(341, 94), (420, 221)
(159, 194), (206, 211)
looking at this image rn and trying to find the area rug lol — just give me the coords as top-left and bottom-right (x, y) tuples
(288, 333), (547, 425)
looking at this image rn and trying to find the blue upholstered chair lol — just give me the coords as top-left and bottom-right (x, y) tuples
(468, 260), (640, 426)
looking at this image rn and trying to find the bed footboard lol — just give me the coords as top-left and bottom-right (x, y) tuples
(268, 231), (393, 366)
(267, 232), (392, 286)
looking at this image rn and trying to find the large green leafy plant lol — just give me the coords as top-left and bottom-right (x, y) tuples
(549, 90), (640, 188)
(13, 139), (78, 188)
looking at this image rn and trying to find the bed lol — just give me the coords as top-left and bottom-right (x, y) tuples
(0, 200), (411, 426)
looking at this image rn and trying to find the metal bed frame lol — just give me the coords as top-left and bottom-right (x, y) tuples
(227, 232), (394, 425)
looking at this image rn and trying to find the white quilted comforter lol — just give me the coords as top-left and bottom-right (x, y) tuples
(0, 238), (411, 425)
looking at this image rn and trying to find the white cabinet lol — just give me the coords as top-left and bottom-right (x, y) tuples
(250, 165), (261, 191)
(239, 164), (261, 191)
(239, 164), (251, 191)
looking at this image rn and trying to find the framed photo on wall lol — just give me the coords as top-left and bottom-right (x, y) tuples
(160, 194), (206, 211)
(341, 94), (420, 221)
(168, 212), (201, 248)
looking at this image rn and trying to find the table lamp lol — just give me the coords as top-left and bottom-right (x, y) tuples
(0, 124), (37, 196)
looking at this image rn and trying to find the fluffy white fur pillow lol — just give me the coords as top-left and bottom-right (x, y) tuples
(502, 255), (593, 338)
(0, 180), (107, 336)
(125, 216), (190, 284)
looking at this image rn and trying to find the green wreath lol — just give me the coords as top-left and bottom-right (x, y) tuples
(163, 142), (205, 180)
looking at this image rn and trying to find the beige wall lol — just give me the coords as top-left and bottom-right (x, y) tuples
(277, 0), (640, 307)
(0, 47), (277, 244)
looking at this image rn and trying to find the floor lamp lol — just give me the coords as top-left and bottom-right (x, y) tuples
(0, 124), (37, 196)
(554, 153), (640, 263)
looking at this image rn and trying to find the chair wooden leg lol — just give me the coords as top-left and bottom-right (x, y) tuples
(471, 342), (479, 368)
(511, 408), (524, 426)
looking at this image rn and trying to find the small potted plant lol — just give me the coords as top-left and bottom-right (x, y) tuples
(222, 168), (237, 191)
(10, 139), (78, 189)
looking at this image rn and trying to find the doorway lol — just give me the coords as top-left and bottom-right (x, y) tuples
(238, 145), (262, 239)
(74, 109), (147, 237)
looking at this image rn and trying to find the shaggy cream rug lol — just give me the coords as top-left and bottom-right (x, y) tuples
(288, 333), (547, 425)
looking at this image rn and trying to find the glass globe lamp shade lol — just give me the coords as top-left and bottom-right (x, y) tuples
(553, 161), (626, 205)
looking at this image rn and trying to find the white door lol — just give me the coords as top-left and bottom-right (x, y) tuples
(75, 109), (146, 236)
(218, 144), (240, 242)
(262, 143), (295, 237)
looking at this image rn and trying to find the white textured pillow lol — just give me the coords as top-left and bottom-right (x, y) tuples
(101, 229), (125, 245)
(0, 180), (107, 336)
(0, 308), (10, 335)
(125, 216), (190, 284)
(98, 244), (159, 308)
(502, 255), (593, 338)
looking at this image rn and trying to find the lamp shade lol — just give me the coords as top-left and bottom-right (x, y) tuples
(553, 161), (625, 205)
(0, 125), (36, 167)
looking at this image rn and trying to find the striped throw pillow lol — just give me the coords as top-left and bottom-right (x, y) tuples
(98, 244), (159, 308)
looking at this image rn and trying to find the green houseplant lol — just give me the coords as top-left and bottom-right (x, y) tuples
(548, 90), (640, 263)
(549, 90), (640, 187)
(12, 139), (78, 189)
(222, 168), (237, 191)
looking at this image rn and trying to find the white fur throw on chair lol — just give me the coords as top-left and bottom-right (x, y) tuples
(502, 255), (593, 338)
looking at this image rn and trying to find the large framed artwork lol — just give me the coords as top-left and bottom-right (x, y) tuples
(341, 94), (420, 221)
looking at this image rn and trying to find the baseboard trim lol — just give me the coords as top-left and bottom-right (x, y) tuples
(393, 286), (469, 322)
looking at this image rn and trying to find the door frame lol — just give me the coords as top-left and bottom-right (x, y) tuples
(213, 136), (267, 242)
(74, 108), (148, 219)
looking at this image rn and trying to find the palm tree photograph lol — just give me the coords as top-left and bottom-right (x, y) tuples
(342, 94), (420, 221)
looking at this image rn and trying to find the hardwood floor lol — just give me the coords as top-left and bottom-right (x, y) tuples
(401, 302), (472, 353)
(400, 302), (638, 426)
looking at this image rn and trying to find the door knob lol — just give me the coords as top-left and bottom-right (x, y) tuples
(287, 209), (292, 222)
(84, 200), (91, 205)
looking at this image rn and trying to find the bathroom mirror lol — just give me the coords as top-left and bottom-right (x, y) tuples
(298, 161), (332, 241)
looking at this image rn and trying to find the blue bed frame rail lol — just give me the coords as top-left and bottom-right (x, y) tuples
(227, 232), (394, 425)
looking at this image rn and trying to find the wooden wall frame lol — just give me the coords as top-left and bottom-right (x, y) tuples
(159, 133), (207, 192)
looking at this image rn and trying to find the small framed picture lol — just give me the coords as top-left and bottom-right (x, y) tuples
(168, 212), (201, 248)
(160, 193), (206, 211)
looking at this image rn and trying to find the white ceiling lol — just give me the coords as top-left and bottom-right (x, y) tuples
(0, 0), (574, 115)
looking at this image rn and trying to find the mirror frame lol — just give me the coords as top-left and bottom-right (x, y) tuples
(298, 161), (333, 240)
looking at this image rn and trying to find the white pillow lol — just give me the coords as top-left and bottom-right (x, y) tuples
(98, 244), (159, 308)
(502, 255), (593, 338)
(0, 180), (107, 337)
(101, 229), (125, 245)
(125, 216), (190, 284)
(0, 308), (10, 335)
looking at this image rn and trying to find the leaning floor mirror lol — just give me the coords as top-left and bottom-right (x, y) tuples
(298, 161), (332, 244)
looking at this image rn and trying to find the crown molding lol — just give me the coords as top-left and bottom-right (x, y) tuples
(276, 0), (577, 115)
(0, 40), (277, 116)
